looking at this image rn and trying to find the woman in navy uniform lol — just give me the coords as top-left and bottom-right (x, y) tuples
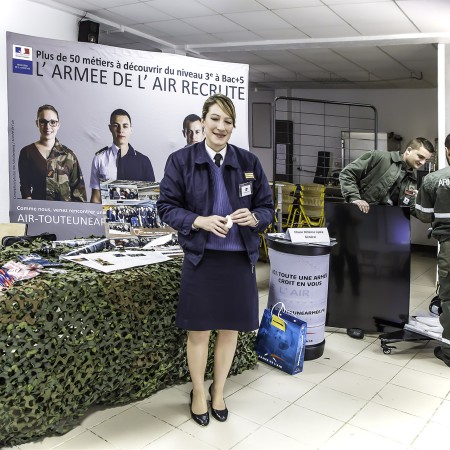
(157, 94), (273, 426)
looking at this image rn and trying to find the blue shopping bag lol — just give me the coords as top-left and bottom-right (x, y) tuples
(254, 302), (307, 375)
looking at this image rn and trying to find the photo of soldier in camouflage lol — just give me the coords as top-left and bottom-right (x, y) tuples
(18, 104), (87, 202)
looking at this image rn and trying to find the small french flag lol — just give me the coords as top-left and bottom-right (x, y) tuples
(13, 45), (32, 60)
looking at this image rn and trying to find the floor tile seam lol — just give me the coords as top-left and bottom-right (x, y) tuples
(32, 425), (90, 450)
(341, 421), (416, 447)
(133, 425), (184, 450)
(260, 404), (343, 449)
(245, 380), (316, 405)
(52, 428), (113, 449)
(370, 393), (442, 421)
(228, 396), (294, 427)
(88, 406), (177, 449)
(311, 349), (362, 373)
(293, 398), (369, 423)
(227, 424), (269, 450)
(178, 415), (258, 450)
(316, 378), (387, 403)
(337, 363), (403, 384)
(134, 402), (189, 428)
(428, 415), (450, 429)
(320, 419), (375, 448)
(407, 415), (439, 449)
(389, 377), (450, 399)
(396, 362), (450, 383)
(234, 383), (295, 405)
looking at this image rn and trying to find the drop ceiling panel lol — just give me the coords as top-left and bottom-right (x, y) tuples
(322, 0), (395, 4)
(196, 0), (266, 14)
(352, 22), (419, 35)
(142, 0), (216, 19)
(274, 5), (356, 28)
(90, 8), (140, 26)
(333, 47), (405, 71)
(331, 2), (419, 28)
(299, 25), (361, 38)
(379, 44), (436, 63)
(326, 70), (381, 82)
(259, 0), (323, 7)
(183, 15), (247, 34)
(253, 28), (309, 40)
(249, 49), (304, 65)
(106, 3), (172, 24)
(289, 48), (363, 72)
(396, 0), (450, 32)
(224, 10), (294, 30)
(206, 51), (270, 64)
(141, 20), (203, 36)
(50, 0), (98, 9)
(169, 34), (223, 46)
(212, 31), (264, 43)
(86, 0), (136, 7)
(132, 23), (171, 39)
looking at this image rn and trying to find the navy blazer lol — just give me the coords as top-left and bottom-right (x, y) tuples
(157, 141), (274, 266)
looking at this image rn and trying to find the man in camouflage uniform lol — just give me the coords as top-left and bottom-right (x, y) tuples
(340, 137), (435, 214)
(415, 134), (450, 367)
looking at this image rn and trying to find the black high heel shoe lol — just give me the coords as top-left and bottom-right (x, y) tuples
(208, 384), (228, 422)
(189, 390), (209, 426)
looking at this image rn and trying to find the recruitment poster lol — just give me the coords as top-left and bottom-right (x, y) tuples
(6, 32), (249, 239)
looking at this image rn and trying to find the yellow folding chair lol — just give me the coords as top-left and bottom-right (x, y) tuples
(299, 184), (325, 227)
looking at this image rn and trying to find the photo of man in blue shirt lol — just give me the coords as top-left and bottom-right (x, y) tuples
(89, 109), (155, 203)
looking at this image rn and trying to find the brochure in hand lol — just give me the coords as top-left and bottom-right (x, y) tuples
(17, 253), (63, 267)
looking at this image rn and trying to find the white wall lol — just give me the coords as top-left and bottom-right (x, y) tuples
(1, 0), (78, 222)
(248, 89), (275, 181)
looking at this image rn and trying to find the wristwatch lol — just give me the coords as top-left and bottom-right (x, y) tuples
(251, 212), (259, 227)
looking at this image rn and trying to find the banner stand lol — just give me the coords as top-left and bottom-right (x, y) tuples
(266, 235), (335, 361)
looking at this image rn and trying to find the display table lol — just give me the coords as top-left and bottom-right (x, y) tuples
(0, 240), (257, 447)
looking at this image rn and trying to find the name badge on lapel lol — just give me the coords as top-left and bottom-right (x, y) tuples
(239, 182), (253, 197)
(244, 172), (255, 180)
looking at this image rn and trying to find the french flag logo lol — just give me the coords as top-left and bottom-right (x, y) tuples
(13, 45), (32, 60)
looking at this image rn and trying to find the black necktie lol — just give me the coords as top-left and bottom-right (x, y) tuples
(214, 153), (222, 167)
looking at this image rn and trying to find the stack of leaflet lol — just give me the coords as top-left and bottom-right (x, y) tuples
(404, 313), (449, 344)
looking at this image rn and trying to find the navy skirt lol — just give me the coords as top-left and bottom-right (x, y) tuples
(176, 250), (259, 331)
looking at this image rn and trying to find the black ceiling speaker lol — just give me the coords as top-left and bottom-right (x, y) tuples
(78, 20), (100, 43)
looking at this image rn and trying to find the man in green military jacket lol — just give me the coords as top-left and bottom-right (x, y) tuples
(339, 137), (435, 214)
(415, 134), (450, 367)
(338, 137), (434, 341)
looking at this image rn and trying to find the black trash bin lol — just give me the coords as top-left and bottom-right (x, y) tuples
(266, 235), (333, 361)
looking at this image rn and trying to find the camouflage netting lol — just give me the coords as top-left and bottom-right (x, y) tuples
(0, 240), (257, 447)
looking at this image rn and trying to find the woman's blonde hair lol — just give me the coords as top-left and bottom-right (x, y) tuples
(202, 93), (236, 127)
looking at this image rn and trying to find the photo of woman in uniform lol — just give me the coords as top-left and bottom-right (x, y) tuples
(18, 104), (87, 202)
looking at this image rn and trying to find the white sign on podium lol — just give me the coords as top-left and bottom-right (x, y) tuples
(285, 228), (330, 245)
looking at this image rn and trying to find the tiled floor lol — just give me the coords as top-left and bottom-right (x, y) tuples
(7, 246), (450, 450)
